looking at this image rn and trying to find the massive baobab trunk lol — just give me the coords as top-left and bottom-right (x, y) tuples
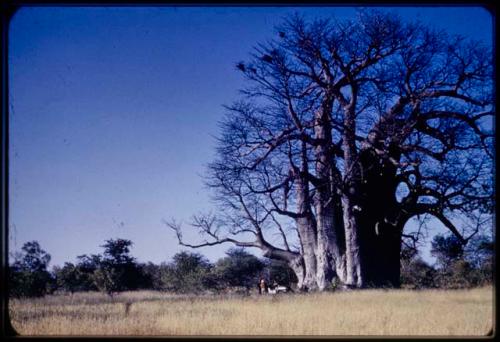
(356, 144), (406, 287)
(339, 92), (365, 288)
(315, 198), (342, 289)
(313, 104), (346, 290)
(294, 142), (320, 290)
(295, 214), (318, 290)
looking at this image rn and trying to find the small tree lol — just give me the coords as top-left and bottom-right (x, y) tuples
(161, 251), (213, 293)
(213, 248), (265, 290)
(264, 259), (298, 289)
(92, 238), (140, 295)
(9, 241), (52, 298)
(92, 260), (123, 295)
(430, 233), (491, 289)
(465, 234), (494, 285)
(400, 247), (437, 289)
(101, 238), (135, 264)
(135, 262), (157, 290)
(431, 234), (465, 269)
(146, 262), (172, 291)
(54, 262), (80, 294)
(74, 254), (102, 291)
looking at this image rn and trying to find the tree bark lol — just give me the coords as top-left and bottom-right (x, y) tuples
(294, 140), (319, 290)
(341, 195), (363, 287)
(315, 201), (338, 290)
(296, 226), (318, 290)
(357, 147), (402, 287)
(313, 105), (344, 290)
(340, 97), (364, 288)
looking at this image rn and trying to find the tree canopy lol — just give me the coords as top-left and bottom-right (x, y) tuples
(9, 241), (53, 297)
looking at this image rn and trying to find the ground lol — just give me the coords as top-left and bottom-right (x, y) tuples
(9, 286), (493, 336)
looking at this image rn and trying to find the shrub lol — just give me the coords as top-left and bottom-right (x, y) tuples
(160, 251), (213, 293)
(400, 257), (437, 289)
(212, 248), (265, 290)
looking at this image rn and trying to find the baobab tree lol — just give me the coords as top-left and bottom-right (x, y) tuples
(167, 10), (494, 290)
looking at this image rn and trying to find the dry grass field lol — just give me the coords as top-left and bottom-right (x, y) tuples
(9, 286), (494, 336)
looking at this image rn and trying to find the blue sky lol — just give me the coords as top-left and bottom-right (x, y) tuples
(9, 6), (493, 268)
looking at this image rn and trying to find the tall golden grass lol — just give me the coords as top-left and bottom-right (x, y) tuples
(9, 286), (493, 336)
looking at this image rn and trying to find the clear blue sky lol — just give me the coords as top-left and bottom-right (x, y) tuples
(9, 6), (493, 268)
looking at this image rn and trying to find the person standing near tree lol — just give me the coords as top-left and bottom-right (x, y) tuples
(258, 278), (267, 295)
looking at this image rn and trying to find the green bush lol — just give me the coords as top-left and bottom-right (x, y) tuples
(264, 259), (298, 288)
(160, 251), (213, 293)
(212, 248), (265, 290)
(54, 263), (80, 294)
(400, 257), (437, 289)
(91, 239), (142, 295)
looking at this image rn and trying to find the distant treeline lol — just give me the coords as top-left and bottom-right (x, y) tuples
(8, 239), (297, 298)
(8, 234), (493, 298)
(400, 233), (493, 290)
